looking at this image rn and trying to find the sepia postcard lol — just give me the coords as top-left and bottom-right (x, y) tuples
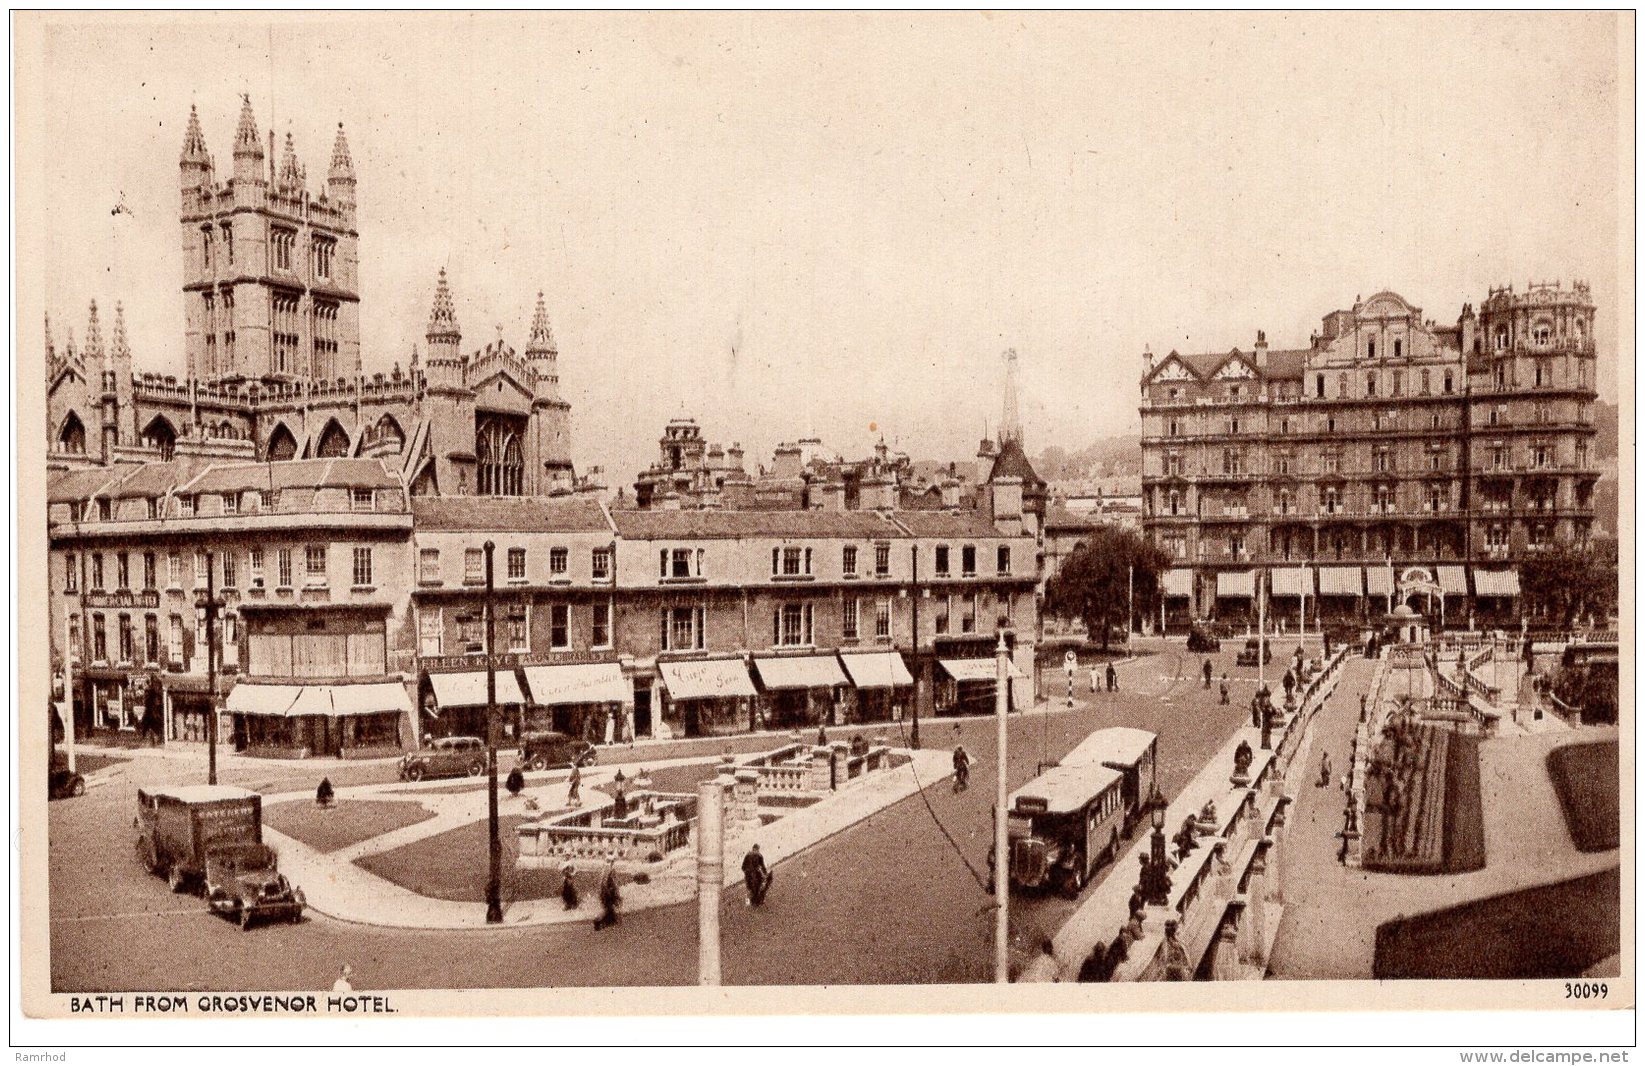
(11, 9), (1636, 1047)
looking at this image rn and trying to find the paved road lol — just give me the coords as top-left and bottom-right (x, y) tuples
(48, 640), (1306, 990)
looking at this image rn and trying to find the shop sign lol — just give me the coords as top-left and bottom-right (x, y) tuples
(84, 590), (160, 610)
(421, 650), (618, 673)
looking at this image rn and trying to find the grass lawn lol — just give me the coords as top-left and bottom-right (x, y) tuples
(1374, 867), (1620, 979)
(1547, 740), (1620, 852)
(1442, 734), (1486, 874)
(356, 815), (650, 903)
(71, 753), (129, 775)
(264, 799), (435, 854)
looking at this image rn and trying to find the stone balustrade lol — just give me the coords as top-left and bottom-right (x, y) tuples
(517, 791), (699, 865)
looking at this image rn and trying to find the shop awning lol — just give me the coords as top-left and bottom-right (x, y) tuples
(522, 663), (628, 706)
(429, 670), (526, 709)
(1368, 567), (1397, 598)
(940, 658), (1029, 683)
(1318, 567), (1364, 597)
(225, 684), (303, 716)
(226, 682), (411, 717)
(659, 658), (757, 701)
(753, 655), (849, 690)
(1473, 568), (1521, 597)
(1216, 570), (1255, 598)
(1436, 565), (1468, 595)
(1163, 569), (1193, 598)
(1270, 568), (1312, 597)
(838, 651), (914, 689)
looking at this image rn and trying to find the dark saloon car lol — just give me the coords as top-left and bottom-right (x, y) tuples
(1186, 626), (1221, 653)
(398, 735), (487, 781)
(49, 752), (84, 800)
(518, 731), (598, 772)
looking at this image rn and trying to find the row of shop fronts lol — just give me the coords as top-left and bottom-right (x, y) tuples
(1158, 564), (1524, 630)
(414, 637), (1033, 744)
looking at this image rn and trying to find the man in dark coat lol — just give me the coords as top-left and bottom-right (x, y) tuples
(1106, 663), (1118, 692)
(1203, 659), (1213, 689)
(742, 843), (771, 906)
(593, 861), (621, 930)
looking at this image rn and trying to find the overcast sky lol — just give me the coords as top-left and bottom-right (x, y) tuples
(21, 12), (1627, 486)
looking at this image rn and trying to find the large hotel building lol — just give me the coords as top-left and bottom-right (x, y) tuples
(1139, 284), (1600, 631)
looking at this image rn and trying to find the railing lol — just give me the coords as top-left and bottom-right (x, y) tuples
(516, 791), (699, 864)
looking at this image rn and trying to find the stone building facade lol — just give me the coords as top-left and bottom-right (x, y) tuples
(45, 96), (577, 498)
(1139, 284), (1600, 630)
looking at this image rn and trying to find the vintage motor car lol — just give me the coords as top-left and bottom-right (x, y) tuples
(1236, 637), (1275, 667)
(517, 730), (598, 772)
(205, 841), (306, 930)
(399, 735), (487, 781)
(1186, 626), (1221, 653)
(49, 751), (84, 800)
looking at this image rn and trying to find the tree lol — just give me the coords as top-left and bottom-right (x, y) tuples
(1044, 526), (1172, 649)
(1520, 541), (1618, 628)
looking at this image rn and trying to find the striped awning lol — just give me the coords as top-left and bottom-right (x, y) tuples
(1368, 567), (1397, 598)
(1216, 570), (1255, 598)
(1473, 569), (1521, 597)
(1436, 566), (1468, 595)
(659, 658), (756, 701)
(753, 655), (849, 691)
(1270, 568), (1313, 597)
(1162, 569), (1193, 598)
(1318, 567), (1364, 597)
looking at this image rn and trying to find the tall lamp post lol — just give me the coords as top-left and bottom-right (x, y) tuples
(193, 552), (224, 786)
(483, 541), (503, 924)
(909, 544), (921, 750)
(993, 631), (1010, 983)
(1142, 787), (1171, 906)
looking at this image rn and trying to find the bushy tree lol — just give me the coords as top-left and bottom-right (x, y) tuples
(1044, 526), (1172, 649)
(1521, 541), (1618, 627)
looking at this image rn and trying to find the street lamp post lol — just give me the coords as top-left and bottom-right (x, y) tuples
(910, 544), (921, 750)
(993, 631), (1010, 983)
(194, 553), (223, 786)
(483, 541), (503, 925)
(1142, 788), (1171, 907)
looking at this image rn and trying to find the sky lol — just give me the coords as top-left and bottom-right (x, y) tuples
(19, 12), (1628, 486)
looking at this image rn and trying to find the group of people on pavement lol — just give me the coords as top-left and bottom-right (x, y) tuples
(1088, 662), (1121, 693)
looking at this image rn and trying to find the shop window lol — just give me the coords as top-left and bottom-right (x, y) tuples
(418, 608), (444, 656)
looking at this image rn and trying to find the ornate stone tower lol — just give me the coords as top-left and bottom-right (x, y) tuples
(180, 96), (360, 384)
(524, 291), (575, 491)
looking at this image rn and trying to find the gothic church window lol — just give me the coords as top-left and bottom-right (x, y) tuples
(57, 412), (86, 455)
(476, 419), (525, 496)
(266, 424), (298, 462)
(316, 420), (351, 459)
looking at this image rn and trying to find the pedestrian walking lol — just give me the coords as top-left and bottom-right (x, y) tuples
(817, 724), (829, 747)
(1089, 665), (1099, 694)
(952, 744), (971, 793)
(1106, 663), (1118, 693)
(560, 863), (580, 910)
(566, 762), (582, 807)
(315, 777), (335, 809)
(593, 861), (621, 930)
(331, 963), (354, 993)
(742, 843), (771, 906)
(1203, 658), (1213, 689)
(1317, 751), (1332, 787)
(1219, 673), (1230, 705)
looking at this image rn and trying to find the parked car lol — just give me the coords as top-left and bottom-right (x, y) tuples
(205, 841), (306, 930)
(1187, 626), (1221, 652)
(1236, 637), (1274, 667)
(518, 731), (598, 772)
(399, 735), (487, 781)
(134, 784), (305, 929)
(49, 751), (84, 800)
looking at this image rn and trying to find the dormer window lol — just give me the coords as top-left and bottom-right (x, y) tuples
(222, 494), (238, 516)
